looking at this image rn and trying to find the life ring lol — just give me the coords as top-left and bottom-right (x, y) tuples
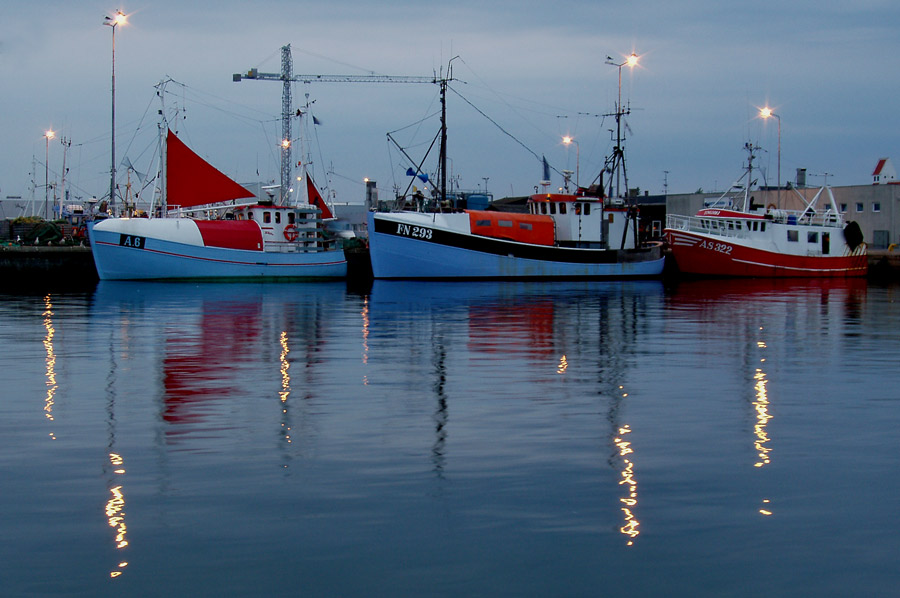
(283, 224), (299, 242)
(766, 203), (777, 211)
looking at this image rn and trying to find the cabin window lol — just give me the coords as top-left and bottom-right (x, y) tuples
(549, 203), (556, 215)
(275, 212), (281, 224)
(873, 202), (881, 212)
(574, 204), (581, 215)
(727, 221), (734, 230)
(760, 222), (766, 232)
(787, 230), (799, 242)
(583, 204), (591, 215)
(263, 212), (272, 224)
(540, 203), (547, 215)
(608, 213), (614, 223)
(519, 223), (533, 230)
(856, 203), (864, 213)
(808, 231), (819, 243)
(498, 220), (513, 228)
(288, 212), (296, 224)
(559, 203), (567, 214)
(840, 203), (847, 213)
(248, 211), (254, 220)
(476, 219), (490, 227)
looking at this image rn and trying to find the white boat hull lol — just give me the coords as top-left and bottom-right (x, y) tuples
(89, 218), (346, 280)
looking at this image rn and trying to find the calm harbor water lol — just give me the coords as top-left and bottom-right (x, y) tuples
(2, 277), (899, 596)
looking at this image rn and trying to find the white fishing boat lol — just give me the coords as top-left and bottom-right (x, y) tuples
(665, 143), (867, 278)
(90, 94), (346, 281)
(367, 69), (664, 280)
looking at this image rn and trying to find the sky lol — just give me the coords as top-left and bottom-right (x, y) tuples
(2, 0), (899, 211)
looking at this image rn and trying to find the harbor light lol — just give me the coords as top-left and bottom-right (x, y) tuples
(626, 53), (639, 68)
(759, 106), (781, 206)
(44, 129), (55, 219)
(562, 136), (580, 188)
(103, 9), (127, 215)
(281, 139), (291, 149)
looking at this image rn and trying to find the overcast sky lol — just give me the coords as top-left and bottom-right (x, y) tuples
(2, 0), (899, 209)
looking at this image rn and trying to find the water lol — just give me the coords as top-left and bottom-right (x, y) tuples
(2, 277), (899, 597)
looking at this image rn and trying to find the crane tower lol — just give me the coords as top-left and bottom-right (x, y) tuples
(233, 44), (435, 203)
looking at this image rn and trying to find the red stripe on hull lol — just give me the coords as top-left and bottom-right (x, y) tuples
(666, 230), (867, 278)
(195, 220), (263, 251)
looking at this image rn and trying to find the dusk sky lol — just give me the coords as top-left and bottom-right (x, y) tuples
(3, 1), (899, 210)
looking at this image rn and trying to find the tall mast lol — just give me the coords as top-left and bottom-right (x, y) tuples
(439, 76), (447, 204)
(156, 79), (170, 214)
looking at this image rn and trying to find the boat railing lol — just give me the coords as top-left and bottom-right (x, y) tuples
(765, 209), (844, 227)
(667, 209), (844, 237)
(665, 214), (751, 240)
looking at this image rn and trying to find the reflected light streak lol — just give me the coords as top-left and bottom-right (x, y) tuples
(557, 354), (568, 374)
(106, 453), (129, 578)
(615, 424), (640, 545)
(42, 295), (57, 433)
(279, 331), (292, 444)
(753, 367), (772, 467)
(361, 297), (370, 370)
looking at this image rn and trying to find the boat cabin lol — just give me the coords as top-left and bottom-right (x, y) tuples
(526, 193), (637, 249)
(233, 203), (334, 252)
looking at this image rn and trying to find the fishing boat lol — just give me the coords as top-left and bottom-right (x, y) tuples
(367, 72), (665, 280)
(665, 143), (867, 278)
(90, 123), (346, 282)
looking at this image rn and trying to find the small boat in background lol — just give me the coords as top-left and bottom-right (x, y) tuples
(665, 143), (867, 278)
(90, 128), (346, 281)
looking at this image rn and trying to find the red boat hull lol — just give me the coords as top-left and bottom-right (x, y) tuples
(666, 229), (867, 278)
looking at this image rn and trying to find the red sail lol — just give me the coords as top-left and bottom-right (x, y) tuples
(307, 175), (334, 219)
(166, 130), (254, 209)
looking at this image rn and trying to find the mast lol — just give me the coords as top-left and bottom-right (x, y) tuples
(439, 75), (447, 204)
(156, 79), (170, 215)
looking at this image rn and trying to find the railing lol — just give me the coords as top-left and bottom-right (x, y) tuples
(666, 210), (845, 239)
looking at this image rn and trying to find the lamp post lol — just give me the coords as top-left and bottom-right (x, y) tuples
(760, 106), (781, 207)
(103, 10), (126, 215)
(44, 129), (55, 220)
(604, 52), (639, 198)
(562, 136), (580, 189)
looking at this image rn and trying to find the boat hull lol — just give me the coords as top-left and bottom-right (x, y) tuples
(368, 212), (664, 279)
(89, 219), (346, 281)
(665, 228), (867, 278)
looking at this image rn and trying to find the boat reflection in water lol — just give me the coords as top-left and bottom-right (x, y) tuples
(91, 281), (352, 453)
(665, 276), (867, 520)
(368, 279), (662, 544)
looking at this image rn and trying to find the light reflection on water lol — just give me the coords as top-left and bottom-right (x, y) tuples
(1, 277), (899, 596)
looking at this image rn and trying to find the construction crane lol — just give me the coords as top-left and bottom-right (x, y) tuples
(233, 44), (436, 202)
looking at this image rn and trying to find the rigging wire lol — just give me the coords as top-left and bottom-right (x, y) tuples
(447, 85), (565, 179)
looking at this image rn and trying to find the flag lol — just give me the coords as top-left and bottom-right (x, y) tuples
(121, 156), (147, 185)
(312, 116), (322, 126)
(542, 155), (550, 183)
(406, 168), (428, 183)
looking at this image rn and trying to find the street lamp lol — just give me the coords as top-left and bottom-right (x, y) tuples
(759, 106), (781, 207)
(604, 52), (640, 199)
(103, 10), (127, 215)
(44, 129), (55, 220)
(562, 136), (580, 189)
